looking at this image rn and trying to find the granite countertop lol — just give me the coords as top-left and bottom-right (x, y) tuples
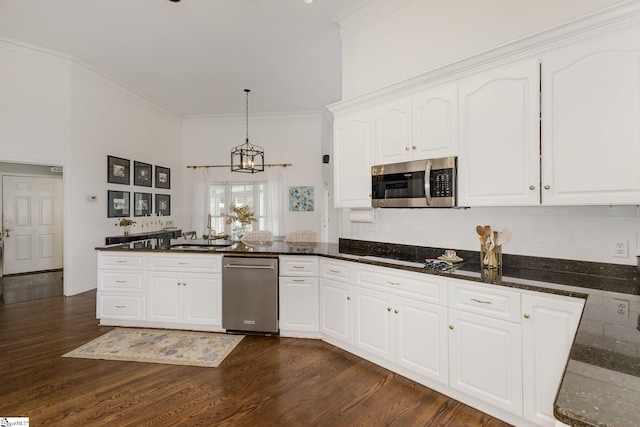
(96, 237), (640, 427)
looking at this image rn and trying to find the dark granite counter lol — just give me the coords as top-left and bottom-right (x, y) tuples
(96, 237), (640, 427)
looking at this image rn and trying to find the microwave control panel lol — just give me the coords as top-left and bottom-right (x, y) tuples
(431, 168), (454, 197)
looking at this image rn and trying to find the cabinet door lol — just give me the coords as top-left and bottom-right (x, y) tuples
(374, 97), (412, 164)
(412, 83), (458, 159)
(448, 309), (523, 416)
(319, 278), (353, 344)
(279, 277), (319, 333)
(395, 296), (448, 385)
(353, 285), (394, 361)
(541, 26), (640, 205)
(458, 59), (540, 206)
(334, 109), (374, 208)
(147, 272), (182, 323)
(522, 293), (584, 427)
(183, 272), (221, 326)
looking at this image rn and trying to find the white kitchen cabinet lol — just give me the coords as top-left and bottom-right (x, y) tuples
(279, 256), (320, 337)
(333, 108), (374, 208)
(319, 277), (353, 345)
(353, 285), (394, 360)
(412, 83), (458, 160)
(541, 25), (640, 205)
(448, 308), (523, 416)
(374, 84), (458, 165)
(147, 271), (221, 327)
(522, 292), (584, 427)
(374, 97), (412, 164)
(96, 252), (147, 321)
(458, 59), (541, 206)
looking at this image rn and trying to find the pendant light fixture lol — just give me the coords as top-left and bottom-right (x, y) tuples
(231, 89), (264, 173)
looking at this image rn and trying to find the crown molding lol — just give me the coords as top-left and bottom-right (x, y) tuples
(329, 0), (640, 116)
(334, 0), (413, 39)
(183, 111), (325, 126)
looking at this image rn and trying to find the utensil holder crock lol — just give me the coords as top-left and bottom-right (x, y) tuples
(480, 244), (502, 269)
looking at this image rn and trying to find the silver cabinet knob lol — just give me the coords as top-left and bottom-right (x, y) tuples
(529, 185), (536, 190)
(544, 185), (550, 190)
(523, 313), (531, 319)
(405, 146), (410, 151)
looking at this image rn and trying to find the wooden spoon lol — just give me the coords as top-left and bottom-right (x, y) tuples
(476, 225), (485, 237)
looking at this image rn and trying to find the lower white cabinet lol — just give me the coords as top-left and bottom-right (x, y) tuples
(319, 277), (353, 345)
(96, 252), (223, 331)
(522, 292), (583, 427)
(279, 256), (320, 337)
(353, 285), (394, 360)
(147, 271), (221, 327)
(448, 308), (523, 416)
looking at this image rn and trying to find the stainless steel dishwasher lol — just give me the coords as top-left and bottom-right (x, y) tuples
(222, 256), (279, 334)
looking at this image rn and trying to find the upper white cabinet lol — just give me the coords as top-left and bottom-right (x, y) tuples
(333, 109), (374, 208)
(374, 84), (458, 165)
(458, 59), (541, 206)
(541, 25), (640, 205)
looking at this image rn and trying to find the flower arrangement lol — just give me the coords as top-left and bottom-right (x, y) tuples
(225, 203), (256, 226)
(116, 218), (136, 227)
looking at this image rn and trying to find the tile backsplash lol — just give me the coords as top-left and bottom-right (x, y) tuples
(349, 205), (640, 266)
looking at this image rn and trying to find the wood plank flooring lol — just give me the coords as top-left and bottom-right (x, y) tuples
(0, 291), (513, 426)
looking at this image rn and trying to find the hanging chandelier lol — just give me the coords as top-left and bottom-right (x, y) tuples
(231, 89), (264, 173)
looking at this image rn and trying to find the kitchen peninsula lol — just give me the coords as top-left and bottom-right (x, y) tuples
(96, 237), (640, 427)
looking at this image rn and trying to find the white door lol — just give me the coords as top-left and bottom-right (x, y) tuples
(319, 278), (353, 343)
(2, 175), (63, 275)
(353, 285), (394, 361)
(183, 272), (221, 326)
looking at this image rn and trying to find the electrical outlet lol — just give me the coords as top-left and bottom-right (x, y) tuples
(613, 240), (628, 258)
(614, 298), (629, 319)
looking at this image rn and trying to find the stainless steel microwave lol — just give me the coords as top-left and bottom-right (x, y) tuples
(371, 157), (457, 208)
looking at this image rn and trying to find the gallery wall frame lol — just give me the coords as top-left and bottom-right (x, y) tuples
(155, 194), (171, 216)
(155, 166), (170, 189)
(107, 190), (130, 218)
(134, 192), (152, 217)
(134, 161), (152, 187)
(107, 156), (130, 185)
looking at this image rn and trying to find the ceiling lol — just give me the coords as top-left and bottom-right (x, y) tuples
(0, 0), (363, 116)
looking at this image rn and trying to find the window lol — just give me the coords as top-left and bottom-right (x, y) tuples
(209, 182), (267, 235)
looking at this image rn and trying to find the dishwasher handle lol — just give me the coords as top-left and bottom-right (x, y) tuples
(224, 263), (275, 270)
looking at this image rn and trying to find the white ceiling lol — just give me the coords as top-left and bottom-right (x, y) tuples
(0, 0), (362, 116)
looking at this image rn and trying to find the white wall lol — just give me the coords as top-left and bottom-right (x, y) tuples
(0, 39), (183, 295)
(340, 0), (630, 99)
(181, 113), (323, 236)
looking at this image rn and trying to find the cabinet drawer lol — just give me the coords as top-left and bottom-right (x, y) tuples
(149, 254), (221, 272)
(357, 265), (446, 305)
(98, 252), (145, 270)
(97, 293), (146, 320)
(320, 259), (353, 282)
(280, 256), (319, 276)
(448, 280), (521, 323)
(98, 271), (145, 292)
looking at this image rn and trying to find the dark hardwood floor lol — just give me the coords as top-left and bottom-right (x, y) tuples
(0, 290), (513, 426)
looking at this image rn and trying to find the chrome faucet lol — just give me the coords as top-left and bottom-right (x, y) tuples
(206, 214), (213, 243)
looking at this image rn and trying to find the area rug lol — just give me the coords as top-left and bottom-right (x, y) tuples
(63, 328), (243, 367)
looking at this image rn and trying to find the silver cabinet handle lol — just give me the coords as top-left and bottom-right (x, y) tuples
(405, 146), (410, 151)
(116, 260), (127, 264)
(292, 266), (305, 269)
(329, 269), (341, 273)
(387, 307), (392, 312)
(115, 305), (126, 309)
(394, 309), (399, 314)
(529, 185), (536, 190)
(412, 145), (417, 149)
(115, 280), (127, 283)
(387, 281), (401, 286)
(544, 185), (550, 190)
(178, 262), (189, 265)
(470, 298), (492, 304)
(292, 279), (305, 283)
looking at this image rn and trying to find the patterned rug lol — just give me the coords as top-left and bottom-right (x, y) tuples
(63, 328), (243, 367)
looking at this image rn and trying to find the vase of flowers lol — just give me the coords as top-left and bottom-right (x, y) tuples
(225, 203), (256, 241)
(116, 218), (136, 236)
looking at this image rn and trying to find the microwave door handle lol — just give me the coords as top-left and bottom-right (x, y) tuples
(424, 160), (432, 206)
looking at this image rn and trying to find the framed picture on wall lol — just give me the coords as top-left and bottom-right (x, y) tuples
(155, 194), (171, 216)
(107, 156), (130, 185)
(133, 161), (152, 187)
(133, 192), (152, 217)
(107, 190), (130, 217)
(155, 166), (170, 189)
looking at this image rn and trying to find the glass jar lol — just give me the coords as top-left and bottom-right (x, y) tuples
(480, 244), (502, 269)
